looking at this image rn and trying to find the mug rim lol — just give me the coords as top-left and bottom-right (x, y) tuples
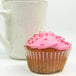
(3, 0), (47, 3)
(3, 0), (47, 1)
(3, 1), (48, 5)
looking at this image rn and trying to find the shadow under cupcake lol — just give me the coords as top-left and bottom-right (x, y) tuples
(24, 32), (72, 74)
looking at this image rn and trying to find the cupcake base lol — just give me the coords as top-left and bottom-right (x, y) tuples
(26, 47), (70, 74)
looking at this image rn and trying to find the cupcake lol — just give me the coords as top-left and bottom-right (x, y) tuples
(24, 32), (72, 74)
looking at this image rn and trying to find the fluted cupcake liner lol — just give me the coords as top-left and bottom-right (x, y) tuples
(26, 48), (70, 74)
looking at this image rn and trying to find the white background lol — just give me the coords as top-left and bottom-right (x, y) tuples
(0, 0), (76, 76)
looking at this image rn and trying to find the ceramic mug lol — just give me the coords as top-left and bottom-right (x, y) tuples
(3, 0), (47, 1)
(0, 1), (47, 59)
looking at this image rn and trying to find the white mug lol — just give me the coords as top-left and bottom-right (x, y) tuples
(0, 1), (47, 59)
(3, 0), (47, 1)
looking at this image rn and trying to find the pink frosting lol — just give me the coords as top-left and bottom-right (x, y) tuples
(24, 32), (72, 50)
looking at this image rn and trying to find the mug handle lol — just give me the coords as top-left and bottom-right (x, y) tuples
(0, 10), (11, 49)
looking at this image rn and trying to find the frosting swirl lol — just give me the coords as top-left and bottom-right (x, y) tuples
(24, 32), (71, 50)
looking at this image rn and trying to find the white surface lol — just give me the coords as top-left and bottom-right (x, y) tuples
(0, 0), (76, 76)
(0, 50), (76, 76)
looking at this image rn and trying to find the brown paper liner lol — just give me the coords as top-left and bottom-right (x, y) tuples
(26, 46), (70, 74)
